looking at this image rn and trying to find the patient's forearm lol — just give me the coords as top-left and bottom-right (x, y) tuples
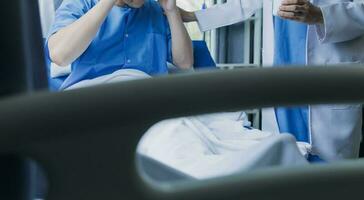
(48, 0), (116, 66)
(166, 10), (194, 69)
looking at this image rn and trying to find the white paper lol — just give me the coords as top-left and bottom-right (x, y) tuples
(195, 0), (263, 32)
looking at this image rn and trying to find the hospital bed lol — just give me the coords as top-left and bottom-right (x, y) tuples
(3, 1), (364, 200)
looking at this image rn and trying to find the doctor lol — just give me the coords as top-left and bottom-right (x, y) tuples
(181, 0), (364, 161)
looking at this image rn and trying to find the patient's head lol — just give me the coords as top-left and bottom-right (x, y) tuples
(115, 0), (145, 8)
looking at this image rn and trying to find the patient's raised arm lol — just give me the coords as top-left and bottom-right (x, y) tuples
(159, 0), (194, 70)
(48, 0), (117, 67)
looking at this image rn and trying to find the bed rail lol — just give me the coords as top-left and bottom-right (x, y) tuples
(1, 67), (364, 200)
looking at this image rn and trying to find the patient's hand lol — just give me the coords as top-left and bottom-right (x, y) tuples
(159, 0), (178, 13)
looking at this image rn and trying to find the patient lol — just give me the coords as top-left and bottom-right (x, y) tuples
(47, 0), (193, 90)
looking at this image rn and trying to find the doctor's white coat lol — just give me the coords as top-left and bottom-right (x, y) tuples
(196, 0), (364, 161)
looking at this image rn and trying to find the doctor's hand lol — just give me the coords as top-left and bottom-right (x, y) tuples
(159, 0), (178, 14)
(278, 0), (323, 25)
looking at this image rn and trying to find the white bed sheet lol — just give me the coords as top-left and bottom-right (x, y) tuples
(138, 114), (309, 180)
(68, 69), (310, 179)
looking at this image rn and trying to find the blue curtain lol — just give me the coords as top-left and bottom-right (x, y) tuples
(273, 17), (309, 142)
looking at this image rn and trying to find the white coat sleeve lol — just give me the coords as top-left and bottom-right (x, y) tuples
(316, 2), (364, 43)
(195, 0), (262, 32)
